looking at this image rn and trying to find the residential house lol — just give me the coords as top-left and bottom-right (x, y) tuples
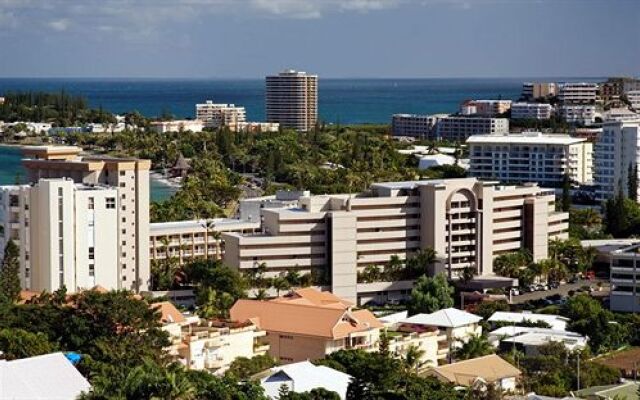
(488, 326), (587, 356)
(257, 361), (352, 400)
(400, 308), (483, 349)
(425, 354), (521, 392)
(230, 288), (383, 364)
(488, 311), (569, 331)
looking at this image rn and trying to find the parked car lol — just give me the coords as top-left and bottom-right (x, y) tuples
(510, 288), (520, 296)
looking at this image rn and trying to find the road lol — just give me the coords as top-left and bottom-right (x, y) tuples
(510, 278), (607, 304)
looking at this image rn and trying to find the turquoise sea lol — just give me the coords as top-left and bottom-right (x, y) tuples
(0, 145), (176, 201)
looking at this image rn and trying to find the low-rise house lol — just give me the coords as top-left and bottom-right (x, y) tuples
(0, 352), (91, 399)
(400, 308), (482, 349)
(150, 120), (204, 133)
(386, 323), (449, 369)
(488, 311), (569, 331)
(488, 326), (587, 356)
(425, 354), (521, 392)
(230, 288), (383, 364)
(256, 361), (352, 400)
(154, 301), (268, 374)
(574, 381), (640, 400)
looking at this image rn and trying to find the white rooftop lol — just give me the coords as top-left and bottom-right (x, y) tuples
(0, 352), (91, 400)
(488, 311), (569, 331)
(402, 308), (482, 328)
(467, 132), (586, 145)
(489, 326), (587, 348)
(150, 218), (259, 234)
(260, 361), (351, 400)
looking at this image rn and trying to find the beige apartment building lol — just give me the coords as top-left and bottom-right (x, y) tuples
(467, 132), (593, 185)
(266, 70), (318, 132)
(230, 288), (383, 364)
(0, 178), (119, 292)
(522, 82), (557, 100)
(223, 178), (568, 303)
(21, 146), (151, 291)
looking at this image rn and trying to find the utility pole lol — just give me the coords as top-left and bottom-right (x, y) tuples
(576, 352), (581, 391)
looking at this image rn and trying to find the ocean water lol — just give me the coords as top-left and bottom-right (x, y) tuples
(0, 145), (176, 201)
(0, 77), (601, 124)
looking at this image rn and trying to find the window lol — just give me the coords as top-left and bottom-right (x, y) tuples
(122, 229), (126, 234)
(106, 198), (116, 209)
(122, 217), (126, 223)
(9, 195), (19, 207)
(88, 197), (94, 210)
(89, 247), (94, 260)
(119, 183), (125, 188)
(89, 264), (95, 277)
(119, 171), (126, 176)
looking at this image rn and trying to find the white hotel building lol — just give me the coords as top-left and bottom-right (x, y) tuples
(558, 105), (597, 126)
(222, 178), (568, 304)
(467, 132), (593, 186)
(558, 82), (598, 104)
(195, 101), (247, 129)
(510, 103), (554, 120)
(434, 117), (509, 141)
(594, 119), (640, 202)
(0, 179), (119, 292)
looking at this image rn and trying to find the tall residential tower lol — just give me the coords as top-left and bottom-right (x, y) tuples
(266, 70), (317, 132)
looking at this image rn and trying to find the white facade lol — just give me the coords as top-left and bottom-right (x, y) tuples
(195, 101), (247, 129)
(558, 104), (596, 125)
(594, 119), (640, 202)
(558, 82), (598, 104)
(0, 179), (119, 292)
(150, 120), (205, 133)
(233, 121), (280, 133)
(468, 132), (593, 185)
(391, 114), (439, 138)
(459, 100), (512, 116)
(434, 117), (509, 141)
(511, 103), (554, 120)
(609, 242), (640, 312)
(628, 90), (640, 111)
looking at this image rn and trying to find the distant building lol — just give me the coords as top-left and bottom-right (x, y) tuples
(522, 82), (557, 100)
(604, 108), (640, 122)
(233, 121), (280, 133)
(0, 353), (91, 400)
(558, 104), (596, 125)
(594, 119), (640, 202)
(510, 103), (554, 120)
(573, 127), (602, 142)
(258, 361), (352, 400)
(558, 82), (598, 105)
(21, 145), (151, 292)
(434, 116), (509, 141)
(467, 131), (593, 185)
(425, 354), (521, 391)
(266, 69), (318, 132)
(627, 90), (640, 111)
(417, 154), (459, 170)
(391, 114), (440, 138)
(459, 100), (512, 116)
(230, 288), (383, 364)
(0, 178), (119, 292)
(195, 101), (247, 129)
(150, 120), (204, 133)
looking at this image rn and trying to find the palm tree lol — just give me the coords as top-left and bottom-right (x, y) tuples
(273, 277), (291, 297)
(455, 334), (494, 361)
(403, 345), (426, 373)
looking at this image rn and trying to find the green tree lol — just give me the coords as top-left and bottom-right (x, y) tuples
(455, 334), (494, 360)
(0, 328), (56, 360)
(407, 273), (454, 316)
(629, 163), (638, 200)
(225, 354), (278, 380)
(0, 240), (21, 303)
(561, 173), (571, 212)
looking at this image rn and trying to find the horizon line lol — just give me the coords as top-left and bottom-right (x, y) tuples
(0, 75), (616, 81)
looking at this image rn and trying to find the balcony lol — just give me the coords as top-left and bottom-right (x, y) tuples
(205, 358), (225, 369)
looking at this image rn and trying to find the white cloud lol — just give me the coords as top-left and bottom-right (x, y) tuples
(48, 18), (70, 31)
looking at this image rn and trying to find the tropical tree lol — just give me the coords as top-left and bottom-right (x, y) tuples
(403, 344), (426, 373)
(455, 334), (494, 360)
(0, 240), (21, 302)
(407, 273), (454, 315)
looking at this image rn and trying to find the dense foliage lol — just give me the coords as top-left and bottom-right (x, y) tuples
(0, 91), (115, 126)
(0, 240), (21, 302)
(407, 273), (454, 315)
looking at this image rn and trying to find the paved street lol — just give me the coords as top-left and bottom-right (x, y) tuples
(510, 278), (607, 304)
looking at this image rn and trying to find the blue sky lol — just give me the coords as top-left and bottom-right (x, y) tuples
(0, 0), (638, 78)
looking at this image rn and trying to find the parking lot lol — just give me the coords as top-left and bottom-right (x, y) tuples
(510, 278), (607, 304)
